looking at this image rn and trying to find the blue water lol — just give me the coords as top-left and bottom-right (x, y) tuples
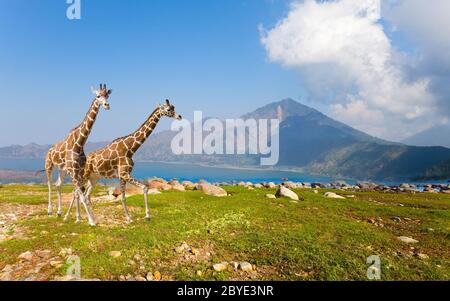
(0, 158), (336, 184)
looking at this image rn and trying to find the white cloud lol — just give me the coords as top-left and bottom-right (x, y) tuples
(261, 0), (441, 141)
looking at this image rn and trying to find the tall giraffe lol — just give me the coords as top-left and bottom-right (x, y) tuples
(45, 84), (112, 226)
(64, 100), (181, 224)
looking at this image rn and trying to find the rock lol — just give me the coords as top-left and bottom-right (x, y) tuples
(148, 178), (171, 191)
(174, 242), (190, 254)
(238, 262), (253, 272)
(196, 270), (203, 276)
(265, 194), (276, 199)
(190, 247), (200, 256)
(109, 251), (122, 258)
(36, 250), (52, 258)
(198, 183), (228, 197)
(397, 236), (418, 244)
(391, 216), (401, 222)
(153, 271), (162, 281)
(275, 186), (299, 201)
(213, 262), (228, 272)
(313, 189), (319, 194)
(50, 260), (63, 268)
(415, 253), (429, 260)
(146, 272), (154, 281)
(282, 181), (297, 189)
(18, 251), (33, 261)
(254, 184), (263, 189)
(182, 181), (196, 190)
(230, 261), (239, 269)
(265, 182), (276, 189)
(323, 192), (346, 199)
(135, 275), (147, 281)
(59, 248), (72, 257)
(172, 183), (186, 192)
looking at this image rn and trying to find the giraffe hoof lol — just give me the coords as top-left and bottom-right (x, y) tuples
(145, 216), (150, 221)
(88, 222), (97, 227)
(57, 213), (62, 218)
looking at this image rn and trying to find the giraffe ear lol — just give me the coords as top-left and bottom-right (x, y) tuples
(107, 89), (112, 95)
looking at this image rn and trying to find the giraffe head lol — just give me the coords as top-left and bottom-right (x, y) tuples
(91, 84), (112, 110)
(159, 99), (182, 120)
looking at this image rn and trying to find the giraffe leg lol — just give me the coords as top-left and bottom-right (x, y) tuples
(122, 174), (150, 221)
(71, 176), (96, 226)
(119, 180), (132, 224)
(85, 178), (97, 205)
(46, 169), (53, 216)
(64, 192), (77, 222)
(75, 193), (82, 223)
(55, 170), (65, 217)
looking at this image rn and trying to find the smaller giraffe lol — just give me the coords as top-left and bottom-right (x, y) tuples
(64, 100), (182, 223)
(45, 84), (112, 226)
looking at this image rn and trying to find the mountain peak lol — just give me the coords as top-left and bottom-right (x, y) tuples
(242, 98), (317, 121)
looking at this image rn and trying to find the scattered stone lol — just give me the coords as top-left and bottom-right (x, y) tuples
(265, 194), (276, 199)
(153, 271), (162, 281)
(213, 262), (228, 272)
(196, 270), (203, 276)
(415, 253), (429, 260)
(198, 183), (228, 197)
(18, 251), (33, 261)
(190, 247), (200, 256)
(313, 189), (318, 194)
(135, 275), (147, 281)
(230, 261), (239, 270)
(238, 262), (253, 272)
(172, 183), (186, 192)
(391, 216), (401, 222)
(109, 251), (122, 258)
(275, 186), (299, 201)
(50, 260), (63, 268)
(397, 236), (418, 244)
(146, 272), (154, 281)
(174, 242), (190, 254)
(59, 248), (72, 257)
(323, 192), (346, 199)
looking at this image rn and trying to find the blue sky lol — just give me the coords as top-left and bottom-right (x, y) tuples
(0, 0), (448, 146)
(0, 0), (304, 146)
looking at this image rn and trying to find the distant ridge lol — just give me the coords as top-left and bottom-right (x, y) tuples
(2, 98), (450, 181)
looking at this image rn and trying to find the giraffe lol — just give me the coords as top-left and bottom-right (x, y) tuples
(45, 84), (112, 226)
(64, 99), (182, 224)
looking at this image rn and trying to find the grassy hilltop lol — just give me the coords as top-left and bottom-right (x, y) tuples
(0, 184), (449, 281)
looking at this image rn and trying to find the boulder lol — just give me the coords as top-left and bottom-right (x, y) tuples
(265, 182), (277, 189)
(238, 262), (253, 272)
(265, 194), (276, 199)
(148, 178), (168, 190)
(213, 262), (228, 272)
(324, 192), (346, 199)
(182, 181), (196, 190)
(198, 183), (228, 197)
(275, 186), (299, 201)
(172, 183), (186, 192)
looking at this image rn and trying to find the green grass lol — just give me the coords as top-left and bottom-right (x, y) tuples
(0, 184), (449, 280)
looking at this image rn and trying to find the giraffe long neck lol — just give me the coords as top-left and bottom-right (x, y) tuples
(128, 107), (163, 154)
(76, 99), (100, 146)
